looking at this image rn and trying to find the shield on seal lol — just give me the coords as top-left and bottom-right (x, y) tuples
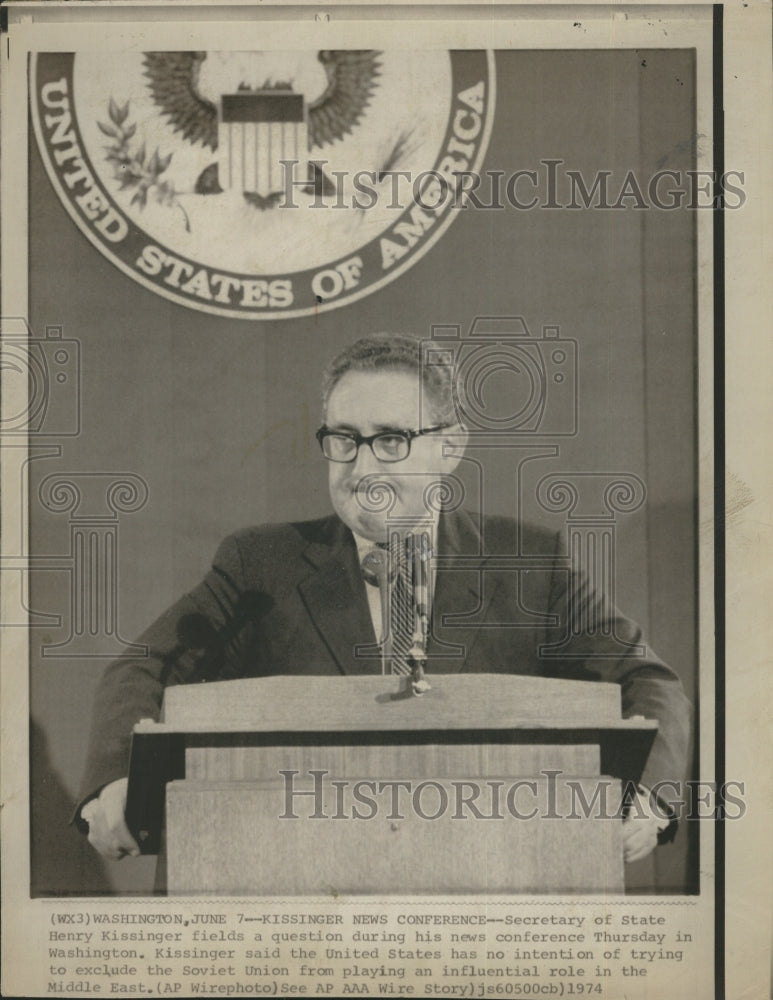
(218, 90), (307, 197)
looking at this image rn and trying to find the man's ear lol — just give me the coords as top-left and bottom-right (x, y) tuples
(440, 424), (468, 473)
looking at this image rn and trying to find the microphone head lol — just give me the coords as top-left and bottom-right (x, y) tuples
(361, 547), (394, 587)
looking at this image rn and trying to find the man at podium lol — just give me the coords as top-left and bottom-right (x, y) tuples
(76, 333), (691, 875)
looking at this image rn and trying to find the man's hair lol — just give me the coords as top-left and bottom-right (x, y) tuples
(321, 333), (456, 423)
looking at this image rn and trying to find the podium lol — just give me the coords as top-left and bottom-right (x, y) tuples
(126, 674), (657, 894)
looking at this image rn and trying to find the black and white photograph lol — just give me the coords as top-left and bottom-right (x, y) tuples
(1, 3), (771, 998)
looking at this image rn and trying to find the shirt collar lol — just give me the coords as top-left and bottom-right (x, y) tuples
(352, 515), (439, 563)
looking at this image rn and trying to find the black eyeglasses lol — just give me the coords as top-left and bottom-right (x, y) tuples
(316, 424), (452, 463)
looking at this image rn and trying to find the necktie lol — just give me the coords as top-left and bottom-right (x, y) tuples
(388, 534), (414, 676)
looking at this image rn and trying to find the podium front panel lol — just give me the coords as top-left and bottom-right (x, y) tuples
(166, 776), (624, 895)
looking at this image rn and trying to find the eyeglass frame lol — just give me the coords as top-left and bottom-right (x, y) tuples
(315, 423), (453, 463)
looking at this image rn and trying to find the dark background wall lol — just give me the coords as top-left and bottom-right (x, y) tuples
(28, 49), (698, 894)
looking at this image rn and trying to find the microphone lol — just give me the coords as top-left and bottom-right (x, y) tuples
(361, 548), (393, 665)
(360, 547), (393, 588)
(408, 528), (432, 696)
(362, 537), (432, 695)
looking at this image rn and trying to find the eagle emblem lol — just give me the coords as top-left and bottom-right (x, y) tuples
(142, 51), (381, 204)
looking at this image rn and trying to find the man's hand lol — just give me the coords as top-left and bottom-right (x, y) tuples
(80, 778), (140, 859)
(622, 787), (671, 864)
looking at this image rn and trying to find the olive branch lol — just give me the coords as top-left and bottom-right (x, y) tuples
(99, 98), (190, 232)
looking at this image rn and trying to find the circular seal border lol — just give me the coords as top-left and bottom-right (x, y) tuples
(31, 51), (496, 321)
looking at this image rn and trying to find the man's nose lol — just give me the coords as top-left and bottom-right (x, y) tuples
(350, 440), (384, 479)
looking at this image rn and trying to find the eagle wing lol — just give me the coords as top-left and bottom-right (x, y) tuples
(143, 52), (219, 151)
(307, 50), (382, 149)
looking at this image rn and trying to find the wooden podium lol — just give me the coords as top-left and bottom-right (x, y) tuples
(126, 674), (657, 894)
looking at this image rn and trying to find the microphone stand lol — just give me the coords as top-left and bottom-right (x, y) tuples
(408, 528), (432, 696)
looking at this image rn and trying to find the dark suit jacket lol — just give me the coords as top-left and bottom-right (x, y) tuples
(77, 510), (691, 814)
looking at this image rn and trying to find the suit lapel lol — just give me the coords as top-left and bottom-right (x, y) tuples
(297, 518), (382, 675)
(427, 509), (500, 673)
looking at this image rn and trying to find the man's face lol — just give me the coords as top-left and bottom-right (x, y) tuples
(324, 369), (461, 542)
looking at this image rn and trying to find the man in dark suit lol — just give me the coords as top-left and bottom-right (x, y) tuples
(78, 333), (691, 866)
